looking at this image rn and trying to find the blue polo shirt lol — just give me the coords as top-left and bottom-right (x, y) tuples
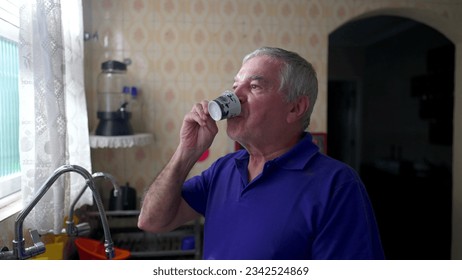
(182, 133), (384, 260)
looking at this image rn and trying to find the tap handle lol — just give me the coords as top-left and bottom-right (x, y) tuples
(30, 229), (43, 246)
(75, 223), (91, 237)
(23, 230), (46, 259)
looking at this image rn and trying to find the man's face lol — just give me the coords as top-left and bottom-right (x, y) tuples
(227, 55), (293, 148)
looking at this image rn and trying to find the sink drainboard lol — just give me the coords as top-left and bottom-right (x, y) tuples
(110, 227), (200, 259)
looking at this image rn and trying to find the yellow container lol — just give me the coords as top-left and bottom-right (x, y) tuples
(30, 242), (64, 260)
(30, 234), (67, 260)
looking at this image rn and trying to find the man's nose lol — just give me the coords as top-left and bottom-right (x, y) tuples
(233, 86), (246, 103)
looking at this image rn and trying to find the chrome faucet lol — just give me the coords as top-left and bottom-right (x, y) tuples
(65, 172), (120, 237)
(0, 165), (116, 260)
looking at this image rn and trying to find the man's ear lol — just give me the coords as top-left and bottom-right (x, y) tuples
(287, 96), (309, 124)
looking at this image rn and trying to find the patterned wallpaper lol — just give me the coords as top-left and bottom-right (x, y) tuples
(82, 0), (460, 203)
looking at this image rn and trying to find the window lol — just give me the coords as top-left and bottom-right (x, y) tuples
(0, 0), (21, 219)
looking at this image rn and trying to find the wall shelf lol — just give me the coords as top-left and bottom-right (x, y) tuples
(89, 133), (153, 149)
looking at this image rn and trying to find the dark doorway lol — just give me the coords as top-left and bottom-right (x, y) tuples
(328, 16), (453, 260)
(327, 80), (359, 171)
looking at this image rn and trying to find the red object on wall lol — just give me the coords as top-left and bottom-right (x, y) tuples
(198, 149), (210, 162)
(311, 132), (327, 154)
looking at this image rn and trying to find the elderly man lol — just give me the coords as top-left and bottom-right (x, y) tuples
(138, 47), (384, 260)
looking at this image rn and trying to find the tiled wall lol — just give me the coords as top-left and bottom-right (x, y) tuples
(84, 0), (327, 201)
(82, 0), (460, 202)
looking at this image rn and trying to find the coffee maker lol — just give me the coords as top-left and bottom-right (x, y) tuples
(95, 60), (133, 136)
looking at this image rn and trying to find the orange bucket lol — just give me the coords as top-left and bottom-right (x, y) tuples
(74, 237), (130, 260)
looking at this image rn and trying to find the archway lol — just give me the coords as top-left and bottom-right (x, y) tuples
(328, 15), (454, 259)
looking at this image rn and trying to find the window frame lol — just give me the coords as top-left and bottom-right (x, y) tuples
(0, 0), (21, 221)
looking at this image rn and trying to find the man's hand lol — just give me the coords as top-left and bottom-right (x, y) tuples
(179, 100), (219, 160)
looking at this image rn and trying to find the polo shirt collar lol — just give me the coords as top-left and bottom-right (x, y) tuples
(234, 132), (319, 171)
(273, 132), (319, 170)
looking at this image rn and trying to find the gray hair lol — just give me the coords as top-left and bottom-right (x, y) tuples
(243, 47), (318, 130)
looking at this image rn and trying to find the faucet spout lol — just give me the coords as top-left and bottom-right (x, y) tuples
(12, 165), (115, 260)
(93, 172), (120, 197)
(67, 172), (120, 238)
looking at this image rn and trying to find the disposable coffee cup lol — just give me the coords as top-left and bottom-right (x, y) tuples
(208, 90), (241, 121)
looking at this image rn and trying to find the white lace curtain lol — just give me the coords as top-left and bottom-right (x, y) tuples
(19, 0), (92, 234)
